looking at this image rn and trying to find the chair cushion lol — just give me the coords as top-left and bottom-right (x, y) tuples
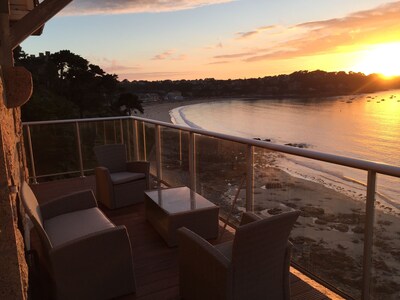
(110, 172), (146, 185)
(215, 241), (233, 261)
(44, 208), (114, 248)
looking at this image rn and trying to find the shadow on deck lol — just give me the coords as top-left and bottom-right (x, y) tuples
(28, 177), (332, 300)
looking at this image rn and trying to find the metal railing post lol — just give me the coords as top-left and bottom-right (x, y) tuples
(246, 145), (254, 211)
(126, 121), (131, 161)
(113, 120), (117, 143)
(143, 124), (147, 161)
(179, 130), (183, 165)
(189, 132), (196, 191)
(26, 125), (38, 184)
(103, 121), (107, 144)
(133, 120), (139, 160)
(75, 122), (85, 178)
(120, 119), (124, 144)
(155, 125), (162, 187)
(362, 170), (377, 300)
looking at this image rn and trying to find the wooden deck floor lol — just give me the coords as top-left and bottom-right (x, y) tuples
(29, 177), (332, 300)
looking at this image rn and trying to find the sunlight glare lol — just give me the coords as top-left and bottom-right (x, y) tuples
(352, 43), (400, 78)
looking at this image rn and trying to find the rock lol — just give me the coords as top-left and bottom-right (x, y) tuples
(352, 226), (364, 234)
(377, 220), (393, 226)
(315, 219), (327, 225)
(284, 202), (298, 209)
(284, 143), (309, 148)
(300, 206), (325, 217)
(390, 250), (400, 259)
(264, 182), (283, 189)
(291, 236), (316, 245)
(268, 208), (283, 215)
(337, 213), (365, 225)
(317, 213), (336, 222)
(331, 223), (349, 232)
(373, 259), (391, 272)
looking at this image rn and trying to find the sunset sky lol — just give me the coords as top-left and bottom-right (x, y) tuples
(21, 0), (400, 81)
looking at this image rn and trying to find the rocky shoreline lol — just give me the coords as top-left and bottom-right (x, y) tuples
(142, 98), (400, 299)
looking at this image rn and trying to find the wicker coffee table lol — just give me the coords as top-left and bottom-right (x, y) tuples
(144, 187), (219, 247)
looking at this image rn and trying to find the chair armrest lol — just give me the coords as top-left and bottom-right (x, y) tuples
(126, 161), (150, 174)
(239, 212), (262, 226)
(40, 190), (98, 221)
(178, 227), (232, 299)
(94, 167), (112, 186)
(49, 226), (136, 298)
(283, 241), (293, 300)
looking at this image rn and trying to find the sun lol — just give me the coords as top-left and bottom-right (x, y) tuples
(352, 42), (400, 78)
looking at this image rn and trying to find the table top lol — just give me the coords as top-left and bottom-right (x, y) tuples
(145, 187), (217, 214)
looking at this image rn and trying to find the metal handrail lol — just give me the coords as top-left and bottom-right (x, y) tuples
(23, 115), (400, 177)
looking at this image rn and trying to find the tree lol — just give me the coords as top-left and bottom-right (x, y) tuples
(116, 93), (144, 115)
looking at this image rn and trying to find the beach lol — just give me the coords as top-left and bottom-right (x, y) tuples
(141, 98), (222, 123)
(141, 98), (400, 299)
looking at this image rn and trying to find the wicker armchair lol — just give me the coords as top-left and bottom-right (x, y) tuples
(178, 210), (300, 300)
(20, 181), (136, 300)
(94, 144), (150, 209)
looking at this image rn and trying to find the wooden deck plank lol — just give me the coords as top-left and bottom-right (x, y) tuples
(28, 178), (332, 300)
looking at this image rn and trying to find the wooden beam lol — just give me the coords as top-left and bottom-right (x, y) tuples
(10, 0), (72, 49)
(0, 0), (13, 67)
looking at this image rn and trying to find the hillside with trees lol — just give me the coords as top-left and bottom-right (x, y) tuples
(15, 47), (400, 121)
(14, 47), (143, 121)
(122, 70), (400, 99)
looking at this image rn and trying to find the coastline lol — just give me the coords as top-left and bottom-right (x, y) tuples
(141, 98), (227, 124)
(140, 97), (400, 298)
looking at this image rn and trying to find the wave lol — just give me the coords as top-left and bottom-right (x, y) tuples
(170, 106), (204, 129)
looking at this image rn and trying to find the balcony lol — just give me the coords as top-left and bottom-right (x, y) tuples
(23, 116), (400, 299)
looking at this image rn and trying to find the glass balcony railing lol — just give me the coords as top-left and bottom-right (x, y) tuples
(22, 115), (400, 300)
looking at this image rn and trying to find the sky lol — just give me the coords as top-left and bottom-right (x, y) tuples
(21, 0), (400, 81)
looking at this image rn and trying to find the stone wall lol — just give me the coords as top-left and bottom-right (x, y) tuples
(0, 70), (28, 298)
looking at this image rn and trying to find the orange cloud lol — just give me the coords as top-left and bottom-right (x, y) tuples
(119, 71), (190, 81)
(63, 0), (233, 15)
(151, 50), (187, 61)
(152, 50), (175, 60)
(235, 25), (276, 40)
(215, 2), (400, 63)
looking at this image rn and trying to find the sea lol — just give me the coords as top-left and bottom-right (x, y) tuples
(170, 90), (400, 211)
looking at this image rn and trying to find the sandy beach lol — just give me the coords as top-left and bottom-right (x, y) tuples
(141, 98), (230, 123)
(140, 98), (400, 299)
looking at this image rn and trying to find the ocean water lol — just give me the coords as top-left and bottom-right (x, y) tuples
(170, 90), (400, 209)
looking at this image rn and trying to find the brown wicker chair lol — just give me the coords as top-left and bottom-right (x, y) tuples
(20, 181), (136, 300)
(94, 144), (150, 209)
(178, 210), (300, 300)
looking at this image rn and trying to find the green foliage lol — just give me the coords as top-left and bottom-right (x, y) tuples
(16, 48), (126, 121)
(116, 93), (144, 115)
(21, 86), (79, 121)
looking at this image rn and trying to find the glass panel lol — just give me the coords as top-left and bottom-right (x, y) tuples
(251, 147), (366, 298)
(79, 121), (105, 172)
(371, 174), (400, 300)
(28, 123), (79, 180)
(138, 122), (155, 183)
(195, 134), (247, 223)
(160, 127), (190, 187)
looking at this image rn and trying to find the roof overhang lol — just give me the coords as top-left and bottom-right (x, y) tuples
(10, 0), (43, 35)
